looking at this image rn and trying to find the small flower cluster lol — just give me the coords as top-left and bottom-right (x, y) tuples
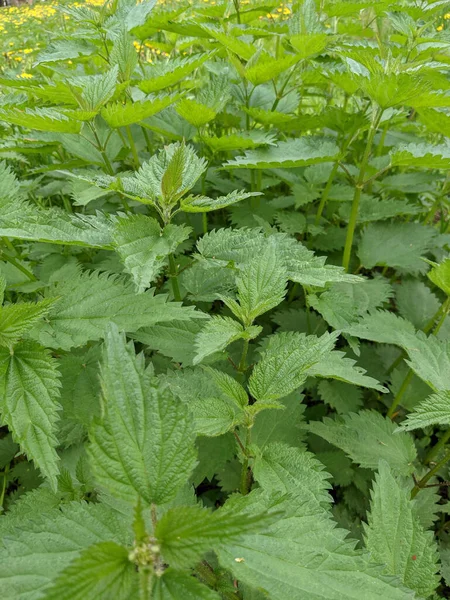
(436, 12), (450, 31)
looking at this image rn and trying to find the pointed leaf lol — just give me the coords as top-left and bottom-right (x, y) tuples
(0, 341), (61, 488)
(88, 325), (197, 505)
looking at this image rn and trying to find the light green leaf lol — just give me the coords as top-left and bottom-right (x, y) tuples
(217, 482), (414, 600)
(233, 244), (288, 325)
(252, 393), (307, 450)
(395, 279), (440, 330)
(134, 142), (207, 205)
(398, 390), (450, 432)
(202, 131), (276, 152)
(32, 267), (205, 351)
(391, 143), (450, 170)
(126, 0), (156, 32)
(139, 53), (214, 93)
(427, 257), (450, 296)
(156, 505), (274, 569)
(224, 138), (339, 169)
(0, 341), (61, 489)
(0, 298), (55, 348)
(289, 33), (329, 59)
(318, 380), (363, 414)
(193, 316), (248, 365)
(342, 310), (417, 348)
(175, 98), (216, 127)
(405, 333), (450, 392)
(131, 320), (203, 366)
(307, 351), (388, 392)
(201, 24), (256, 60)
(253, 442), (331, 508)
(162, 367), (245, 437)
(364, 460), (439, 598)
(0, 162), (112, 248)
(0, 107), (81, 133)
(0, 502), (130, 600)
(358, 223), (436, 275)
(42, 542), (138, 600)
(79, 66), (119, 112)
(249, 331), (338, 402)
(180, 190), (260, 213)
(88, 325), (197, 505)
(308, 410), (417, 475)
(152, 569), (220, 600)
(113, 214), (190, 292)
(244, 50), (302, 86)
(202, 366), (248, 409)
(101, 96), (178, 128)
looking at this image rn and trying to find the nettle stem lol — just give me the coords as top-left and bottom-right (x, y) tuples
(315, 161), (339, 225)
(425, 428), (450, 465)
(240, 426), (252, 496)
(387, 296), (449, 419)
(168, 253), (182, 302)
(342, 106), (383, 272)
(411, 449), (450, 499)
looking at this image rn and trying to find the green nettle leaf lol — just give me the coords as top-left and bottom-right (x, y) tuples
(131, 319), (203, 366)
(217, 468), (414, 599)
(156, 505), (274, 569)
(0, 107), (82, 133)
(88, 325), (197, 505)
(42, 542), (138, 600)
(134, 141), (207, 205)
(31, 267), (205, 351)
(0, 162), (113, 248)
(0, 502), (131, 600)
(101, 95), (178, 128)
(390, 143), (450, 170)
(0, 341), (61, 489)
(112, 214), (191, 292)
(231, 245), (288, 325)
(193, 316), (259, 365)
(224, 138), (339, 169)
(151, 569), (220, 600)
(78, 66), (119, 111)
(308, 411), (417, 475)
(162, 367), (245, 436)
(180, 189), (260, 213)
(139, 53), (214, 93)
(358, 223), (436, 274)
(202, 131), (276, 152)
(307, 351), (387, 392)
(0, 298), (55, 348)
(426, 257), (450, 296)
(364, 461), (439, 598)
(244, 49), (302, 86)
(249, 331), (338, 402)
(404, 333), (450, 392)
(398, 391), (450, 432)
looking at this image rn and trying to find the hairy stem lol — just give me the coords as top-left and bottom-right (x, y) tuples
(168, 253), (182, 302)
(0, 251), (36, 281)
(240, 427), (252, 496)
(425, 428), (450, 465)
(238, 339), (249, 372)
(386, 369), (413, 419)
(411, 449), (450, 499)
(126, 125), (140, 169)
(342, 106), (383, 271)
(315, 161), (339, 225)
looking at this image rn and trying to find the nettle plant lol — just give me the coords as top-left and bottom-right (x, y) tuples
(1, 0), (450, 598)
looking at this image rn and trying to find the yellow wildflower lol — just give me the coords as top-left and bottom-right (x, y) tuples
(437, 24), (444, 31)
(445, 13), (450, 19)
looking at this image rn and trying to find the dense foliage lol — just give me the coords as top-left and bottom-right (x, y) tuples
(1, 0), (450, 597)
